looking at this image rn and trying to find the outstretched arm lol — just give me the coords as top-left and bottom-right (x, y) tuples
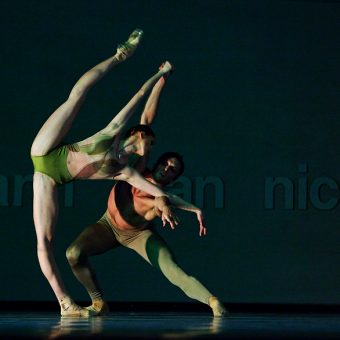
(75, 62), (173, 153)
(106, 62), (172, 135)
(140, 75), (167, 126)
(168, 194), (207, 237)
(78, 62), (172, 153)
(113, 166), (177, 228)
(113, 166), (166, 196)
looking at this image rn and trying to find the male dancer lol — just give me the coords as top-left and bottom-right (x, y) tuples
(66, 152), (227, 317)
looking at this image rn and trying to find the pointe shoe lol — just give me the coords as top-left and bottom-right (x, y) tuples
(208, 296), (229, 317)
(116, 28), (143, 61)
(86, 300), (110, 316)
(60, 297), (89, 317)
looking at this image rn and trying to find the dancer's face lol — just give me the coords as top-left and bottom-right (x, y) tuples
(152, 157), (182, 186)
(137, 134), (155, 156)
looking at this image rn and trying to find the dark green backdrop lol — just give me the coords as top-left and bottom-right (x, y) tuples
(1, 0), (339, 304)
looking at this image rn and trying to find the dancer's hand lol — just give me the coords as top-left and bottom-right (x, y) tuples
(196, 210), (207, 236)
(161, 205), (179, 230)
(154, 196), (179, 229)
(159, 61), (173, 75)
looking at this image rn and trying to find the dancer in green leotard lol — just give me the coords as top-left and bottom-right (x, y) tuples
(31, 29), (176, 317)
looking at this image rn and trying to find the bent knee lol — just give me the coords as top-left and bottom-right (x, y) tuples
(36, 235), (54, 249)
(37, 244), (49, 255)
(66, 245), (83, 266)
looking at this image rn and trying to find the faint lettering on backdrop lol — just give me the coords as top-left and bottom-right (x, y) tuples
(0, 174), (225, 209)
(2, 164), (337, 210)
(265, 163), (339, 210)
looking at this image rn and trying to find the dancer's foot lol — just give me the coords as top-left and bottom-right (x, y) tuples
(208, 296), (229, 317)
(86, 299), (110, 316)
(60, 296), (89, 317)
(116, 29), (143, 61)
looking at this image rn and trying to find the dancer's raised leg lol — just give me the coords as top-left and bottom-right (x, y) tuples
(31, 29), (143, 156)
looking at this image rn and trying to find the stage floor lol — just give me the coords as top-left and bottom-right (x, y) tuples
(1, 311), (340, 339)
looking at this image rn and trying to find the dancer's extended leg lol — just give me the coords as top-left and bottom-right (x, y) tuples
(127, 230), (228, 317)
(31, 29), (143, 156)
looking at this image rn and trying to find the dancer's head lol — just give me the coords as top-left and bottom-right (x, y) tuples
(124, 124), (155, 156)
(152, 152), (184, 186)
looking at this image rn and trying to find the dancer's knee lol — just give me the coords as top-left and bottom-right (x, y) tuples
(36, 236), (54, 254)
(66, 244), (84, 267)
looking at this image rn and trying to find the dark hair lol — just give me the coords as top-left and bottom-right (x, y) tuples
(124, 124), (155, 139)
(153, 151), (185, 180)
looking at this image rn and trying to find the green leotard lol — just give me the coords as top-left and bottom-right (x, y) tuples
(31, 144), (76, 185)
(31, 135), (119, 185)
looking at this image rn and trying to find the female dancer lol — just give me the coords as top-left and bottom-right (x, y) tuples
(31, 29), (174, 316)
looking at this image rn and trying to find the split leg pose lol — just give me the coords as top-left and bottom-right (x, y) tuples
(31, 29), (175, 316)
